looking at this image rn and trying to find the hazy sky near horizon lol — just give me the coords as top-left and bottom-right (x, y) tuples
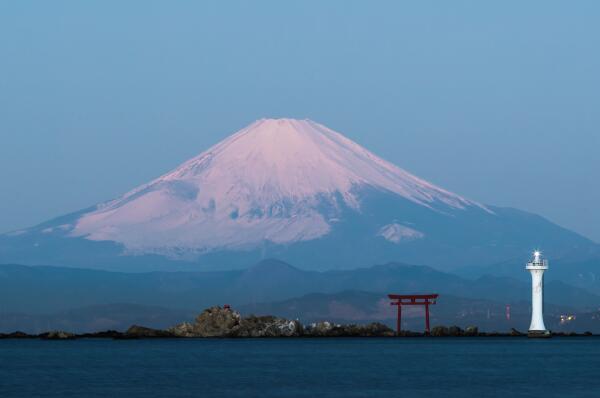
(1, 1), (599, 242)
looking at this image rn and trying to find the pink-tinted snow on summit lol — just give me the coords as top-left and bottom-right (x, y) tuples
(71, 118), (485, 255)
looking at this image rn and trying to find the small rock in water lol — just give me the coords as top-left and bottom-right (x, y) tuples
(40, 331), (76, 340)
(448, 326), (464, 336)
(353, 322), (394, 337)
(1, 331), (33, 339)
(125, 325), (173, 338)
(430, 326), (449, 337)
(510, 328), (524, 336)
(464, 326), (479, 336)
(79, 330), (124, 338)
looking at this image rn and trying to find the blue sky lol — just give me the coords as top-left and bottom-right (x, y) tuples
(1, 1), (599, 241)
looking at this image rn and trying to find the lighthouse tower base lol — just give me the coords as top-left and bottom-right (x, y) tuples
(527, 330), (552, 338)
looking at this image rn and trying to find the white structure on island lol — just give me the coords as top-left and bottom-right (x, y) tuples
(526, 251), (550, 337)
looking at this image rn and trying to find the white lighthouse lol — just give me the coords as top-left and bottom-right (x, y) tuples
(526, 250), (550, 337)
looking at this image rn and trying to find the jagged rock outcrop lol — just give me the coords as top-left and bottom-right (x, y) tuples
(168, 307), (392, 338)
(168, 322), (197, 337)
(170, 306), (242, 337)
(347, 322), (395, 337)
(194, 306), (241, 337)
(233, 316), (303, 337)
(40, 330), (76, 340)
(430, 325), (466, 336)
(304, 321), (334, 336)
(169, 307), (302, 337)
(304, 322), (394, 337)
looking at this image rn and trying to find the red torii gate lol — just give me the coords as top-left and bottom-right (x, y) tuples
(388, 294), (438, 334)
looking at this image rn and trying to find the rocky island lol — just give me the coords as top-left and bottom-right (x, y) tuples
(0, 306), (594, 339)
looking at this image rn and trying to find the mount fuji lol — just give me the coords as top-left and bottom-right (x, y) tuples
(1, 119), (596, 271)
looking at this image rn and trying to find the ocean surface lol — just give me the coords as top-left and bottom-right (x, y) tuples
(1, 337), (599, 398)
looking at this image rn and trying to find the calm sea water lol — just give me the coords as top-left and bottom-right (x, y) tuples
(1, 337), (599, 398)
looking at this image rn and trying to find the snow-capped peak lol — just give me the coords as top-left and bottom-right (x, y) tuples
(129, 118), (475, 207)
(71, 118), (485, 254)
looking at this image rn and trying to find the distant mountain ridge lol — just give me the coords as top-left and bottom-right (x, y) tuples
(1, 259), (598, 316)
(1, 118), (598, 270)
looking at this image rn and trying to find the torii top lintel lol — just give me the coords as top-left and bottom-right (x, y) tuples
(388, 294), (438, 305)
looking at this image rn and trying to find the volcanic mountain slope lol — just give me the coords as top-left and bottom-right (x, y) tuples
(1, 118), (597, 271)
(70, 118), (481, 254)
